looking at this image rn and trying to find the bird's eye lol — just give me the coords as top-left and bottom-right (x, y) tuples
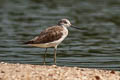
(63, 21), (67, 24)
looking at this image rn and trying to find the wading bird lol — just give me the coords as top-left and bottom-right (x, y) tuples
(24, 19), (81, 65)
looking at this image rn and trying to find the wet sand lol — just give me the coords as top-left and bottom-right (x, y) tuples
(0, 62), (119, 80)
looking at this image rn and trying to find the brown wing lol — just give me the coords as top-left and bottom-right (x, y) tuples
(24, 26), (64, 44)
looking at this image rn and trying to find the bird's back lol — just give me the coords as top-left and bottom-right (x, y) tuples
(24, 26), (65, 44)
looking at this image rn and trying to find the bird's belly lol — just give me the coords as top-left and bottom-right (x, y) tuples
(28, 35), (67, 48)
(28, 28), (68, 48)
(28, 43), (57, 48)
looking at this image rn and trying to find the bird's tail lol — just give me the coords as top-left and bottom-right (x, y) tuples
(24, 41), (34, 44)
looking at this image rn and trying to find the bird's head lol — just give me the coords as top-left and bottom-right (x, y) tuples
(58, 19), (81, 30)
(58, 19), (71, 27)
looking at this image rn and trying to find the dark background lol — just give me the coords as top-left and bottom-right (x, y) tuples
(0, 0), (120, 70)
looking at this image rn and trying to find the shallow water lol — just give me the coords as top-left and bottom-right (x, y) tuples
(0, 0), (120, 70)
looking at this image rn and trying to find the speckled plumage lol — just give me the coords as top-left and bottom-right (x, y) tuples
(25, 26), (64, 44)
(24, 19), (73, 64)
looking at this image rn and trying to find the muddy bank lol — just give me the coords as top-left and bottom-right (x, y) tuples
(0, 62), (119, 80)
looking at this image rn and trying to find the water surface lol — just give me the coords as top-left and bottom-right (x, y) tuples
(0, 0), (120, 70)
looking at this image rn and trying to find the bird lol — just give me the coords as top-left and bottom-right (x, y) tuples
(24, 19), (80, 65)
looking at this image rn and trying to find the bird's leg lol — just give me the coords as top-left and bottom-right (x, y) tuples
(54, 46), (57, 65)
(43, 48), (47, 65)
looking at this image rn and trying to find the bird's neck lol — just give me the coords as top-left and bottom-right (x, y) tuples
(57, 24), (67, 28)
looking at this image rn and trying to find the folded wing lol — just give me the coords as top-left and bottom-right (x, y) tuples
(24, 26), (64, 44)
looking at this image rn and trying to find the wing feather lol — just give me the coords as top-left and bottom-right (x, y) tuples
(24, 26), (64, 44)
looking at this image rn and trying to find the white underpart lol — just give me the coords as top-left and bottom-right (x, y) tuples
(29, 26), (68, 48)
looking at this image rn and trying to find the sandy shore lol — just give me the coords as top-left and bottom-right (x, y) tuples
(0, 62), (119, 80)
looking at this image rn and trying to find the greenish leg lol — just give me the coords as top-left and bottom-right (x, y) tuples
(54, 46), (57, 65)
(43, 48), (47, 65)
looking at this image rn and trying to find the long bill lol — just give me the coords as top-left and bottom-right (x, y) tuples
(71, 25), (81, 30)
(71, 25), (87, 32)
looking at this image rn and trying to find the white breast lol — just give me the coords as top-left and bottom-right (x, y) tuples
(29, 26), (68, 48)
(49, 26), (68, 47)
